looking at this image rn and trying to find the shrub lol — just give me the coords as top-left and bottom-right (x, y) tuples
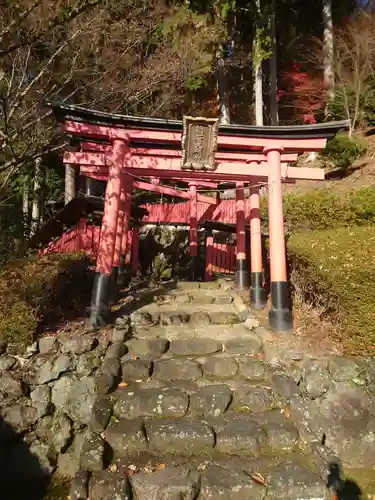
(320, 134), (367, 169)
(288, 226), (375, 354)
(260, 186), (375, 234)
(0, 253), (93, 351)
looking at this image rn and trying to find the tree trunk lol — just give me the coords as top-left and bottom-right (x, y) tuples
(269, 1), (279, 125)
(65, 164), (76, 205)
(323, 0), (334, 103)
(253, 0), (264, 126)
(31, 157), (42, 235)
(217, 46), (230, 124)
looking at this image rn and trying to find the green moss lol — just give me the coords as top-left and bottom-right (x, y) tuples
(0, 253), (93, 351)
(288, 226), (375, 354)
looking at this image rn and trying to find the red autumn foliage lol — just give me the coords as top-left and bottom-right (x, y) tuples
(279, 62), (327, 124)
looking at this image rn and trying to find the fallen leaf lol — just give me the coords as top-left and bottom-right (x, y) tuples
(284, 406), (290, 419)
(118, 382), (128, 389)
(109, 464), (118, 472)
(250, 472), (266, 485)
(156, 464), (166, 470)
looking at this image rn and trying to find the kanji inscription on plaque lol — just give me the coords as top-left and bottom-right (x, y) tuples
(181, 116), (219, 171)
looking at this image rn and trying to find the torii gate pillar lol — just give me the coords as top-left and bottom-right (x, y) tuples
(266, 147), (293, 331)
(235, 182), (249, 290)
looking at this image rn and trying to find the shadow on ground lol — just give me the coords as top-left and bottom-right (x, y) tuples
(327, 462), (362, 500)
(0, 416), (49, 500)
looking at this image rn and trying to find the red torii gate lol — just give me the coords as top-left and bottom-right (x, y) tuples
(48, 101), (348, 331)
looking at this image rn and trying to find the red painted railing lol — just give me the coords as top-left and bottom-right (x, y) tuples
(212, 243), (236, 274)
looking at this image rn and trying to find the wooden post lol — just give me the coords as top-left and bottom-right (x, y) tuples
(235, 182), (249, 290)
(189, 182), (198, 280)
(88, 139), (128, 328)
(249, 176), (267, 308)
(205, 229), (214, 281)
(266, 147), (292, 331)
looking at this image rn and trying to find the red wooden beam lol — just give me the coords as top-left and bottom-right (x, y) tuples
(65, 120), (327, 152)
(70, 152), (325, 181)
(133, 180), (216, 204)
(80, 141), (298, 163)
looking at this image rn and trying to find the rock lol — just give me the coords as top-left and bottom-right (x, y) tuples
(189, 312), (211, 326)
(234, 387), (275, 413)
(114, 387), (189, 419)
(80, 433), (105, 471)
(130, 467), (200, 500)
(59, 335), (98, 355)
(271, 374), (300, 399)
(267, 464), (326, 499)
(95, 372), (117, 396)
(112, 323), (130, 343)
(301, 359), (331, 399)
(157, 312), (188, 326)
(169, 339), (222, 356)
(76, 351), (101, 376)
(30, 385), (52, 419)
(34, 415), (53, 442)
(125, 338), (170, 359)
(146, 419), (215, 454)
(261, 412), (300, 451)
(153, 359), (202, 381)
(70, 470), (90, 500)
(190, 385), (232, 417)
(174, 294), (192, 304)
(244, 316), (260, 330)
(215, 417), (267, 454)
(105, 342), (127, 360)
(121, 359), (152, 380)
(100, 357), (121, 378)
(65, 376), (98, 426)
(225, 336), (262, 355)
(328, 356), (360, 382)
(0, 340), (7, 354)
(35, 354), (74, 384)
(58, 430), (88, 478)
(203, 356), (239, 379)
(0, 371), (24, 406)
(4, 403), (38, 433)
(38, 336), (59, 354)
(90, 397), (113, 432)
(89, 471), (131, 500)
(105, 419), (148, 456)
(131, 311), (153, 326)
(291, 382), (375, 467)
(200, 465), (266, 500)
(29, 439), (54, 475)
(214, 295), (233, 305)
(51, 412), (72, 453)
(25, 341), (38, 358)
(51, 374), (76, 409)
(0, 354), (16, 371)
(238, 358), (266, 380)
(210, 312), (239, 325)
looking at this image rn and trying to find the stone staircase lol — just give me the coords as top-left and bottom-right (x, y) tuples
(73, 280), (331, 500)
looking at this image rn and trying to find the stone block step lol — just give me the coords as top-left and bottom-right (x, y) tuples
(131, 323), (257, 341)
(103, 412), (300, 460)
(75, 458), (329, 500)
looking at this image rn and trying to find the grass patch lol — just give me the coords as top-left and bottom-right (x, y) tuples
(0, 253), (93, 351)
(288, 226), (375, 355)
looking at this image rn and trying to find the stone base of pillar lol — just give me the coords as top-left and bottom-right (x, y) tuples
(87, 273), (112, 329)
(269, 281), (293, 331)
(250, 272), (267, 309)
(235, 259), (249, 290)
(109, 267), (119, 306)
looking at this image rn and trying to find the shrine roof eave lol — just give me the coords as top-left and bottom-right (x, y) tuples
(47, 101), (350, 141)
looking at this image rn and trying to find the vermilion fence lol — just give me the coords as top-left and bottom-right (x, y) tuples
(212, 243), (236, 274)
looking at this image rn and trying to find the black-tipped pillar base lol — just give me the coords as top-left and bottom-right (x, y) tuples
(235, 259), (249, 290)
(190, 255), (198, 281)
(269, 281), (293, 331)
(87, 272), (111, 329)
(250, 272), (267, 309)
(109, 267), (119, 306)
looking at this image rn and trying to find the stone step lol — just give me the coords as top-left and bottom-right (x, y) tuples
(76, 458), (328, 500)
(130, 323), (259, 341)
